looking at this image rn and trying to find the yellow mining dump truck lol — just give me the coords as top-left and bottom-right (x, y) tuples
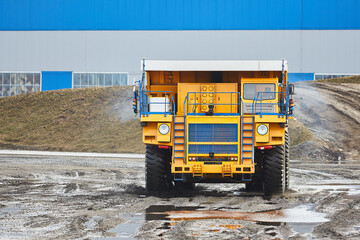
(133, 59), (294, 195)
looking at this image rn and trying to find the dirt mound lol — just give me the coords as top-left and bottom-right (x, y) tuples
(0, 86), (144, 153)
(288, 119), (343, 161)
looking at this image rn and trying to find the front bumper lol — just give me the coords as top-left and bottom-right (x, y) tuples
(171, 163), (255, 178)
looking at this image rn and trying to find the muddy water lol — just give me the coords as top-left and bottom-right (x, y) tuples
(108, 203), (328, 239)
(106, 214), (144, 240)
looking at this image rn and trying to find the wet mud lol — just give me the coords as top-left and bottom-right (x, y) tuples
(0, 155), (359, 239)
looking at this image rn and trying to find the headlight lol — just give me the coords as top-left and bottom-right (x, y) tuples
(257, 124), (268, 135)
(158, 124), (170, 135)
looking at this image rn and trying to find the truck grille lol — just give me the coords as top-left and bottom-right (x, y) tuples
(188, 124), (238, 142)
(188, 145), (238, 154)
(244, 103), (275, 114)
(188, 123), (238, 155)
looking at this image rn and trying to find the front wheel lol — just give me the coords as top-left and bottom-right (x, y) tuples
(145, 145), (172, 192)
(263, 146), (285, 195)
(285, 130), (290, 190)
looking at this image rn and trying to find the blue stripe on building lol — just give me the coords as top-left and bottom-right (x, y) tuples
(41, 71), (73, 91)
(288, 73), (315, 82)
(1, 0), (359, 31)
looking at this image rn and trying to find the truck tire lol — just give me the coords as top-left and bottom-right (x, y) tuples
(245, 182), (263, 192)
(245, 150), (263, 192)
(174, 181), (195, 191)
(145, 145), (172, 192)
(263, 146), (285, 195)
(285, 130), (290, 190)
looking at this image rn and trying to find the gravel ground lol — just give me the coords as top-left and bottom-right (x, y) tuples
(1, 154), (359, 240)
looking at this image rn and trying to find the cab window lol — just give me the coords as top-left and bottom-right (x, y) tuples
(243, 83), (275, 100)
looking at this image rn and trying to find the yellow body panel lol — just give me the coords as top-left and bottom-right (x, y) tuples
(141, 115), (172, 145)
(254, 123), (285, 146)
(157, 123), (171, 142)
(172, 164), (255, 176)
(187, 115), (240, 124)
(177, 83), (238, 115)
(142, 122), (172, 146)
(141, 115), (172, 122)
(255, 123), (270, 142)
(255, 115), (286, 123)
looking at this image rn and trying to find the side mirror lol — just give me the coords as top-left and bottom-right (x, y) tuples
(288, 83), (295, 95)
(133, 86), (138, 114)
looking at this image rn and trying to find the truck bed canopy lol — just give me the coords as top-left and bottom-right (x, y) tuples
(143, 60), (288, 72)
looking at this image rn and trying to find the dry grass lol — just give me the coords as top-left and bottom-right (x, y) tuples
(0, 86), (145, 154)
(0, 86), (320, 154)
(315, 75), (360, 83)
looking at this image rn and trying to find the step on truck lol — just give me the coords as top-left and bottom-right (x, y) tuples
(133, 59), (295, 195)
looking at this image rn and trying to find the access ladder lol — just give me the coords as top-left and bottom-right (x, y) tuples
(173, 116), (186, 164)
(241, 115), (254, 165)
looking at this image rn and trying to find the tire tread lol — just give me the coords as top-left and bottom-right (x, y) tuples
(263, 145), (285, 195)
(145, 145), (171, 192)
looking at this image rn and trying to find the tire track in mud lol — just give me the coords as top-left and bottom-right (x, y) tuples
(294, 82), (360, 160)
(313, 83), (360, 123)
(303, 83), (360, 111)
(296, 83), (360, 117)
(313, 83), (360, 100)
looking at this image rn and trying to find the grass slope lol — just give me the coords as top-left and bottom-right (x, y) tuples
(0, 86), (144, 153)
(315, 74), (360, 83)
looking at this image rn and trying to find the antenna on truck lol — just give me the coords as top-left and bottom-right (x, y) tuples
(282, 58), (285, 84)
(281, 58), (286, 114)
(133, 58), (146, 116)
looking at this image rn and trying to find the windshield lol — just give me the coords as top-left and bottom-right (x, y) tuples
(243, 83), (276, 100)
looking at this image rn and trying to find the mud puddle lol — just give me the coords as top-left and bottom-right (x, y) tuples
(147, 204), (327, 223)
(97, 206), (204, 239)
(95, 213), (144, 240)
(294, 180), (360, 196)
(0, 206), (22, 215)
(85, 217), (104, 230)
(105, 204), (328, 238)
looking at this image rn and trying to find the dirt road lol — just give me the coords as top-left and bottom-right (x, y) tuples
(1, 154), (359, 240)
(293, 82), (360, 161)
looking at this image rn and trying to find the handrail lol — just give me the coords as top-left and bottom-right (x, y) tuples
(183, 92), (245, 116)
(252, 91), (293, 117)
(183, 94), (189, 117)
(139, 90), (176, 115)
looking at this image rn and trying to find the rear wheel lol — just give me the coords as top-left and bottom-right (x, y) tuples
(145, 145), (172, 192)
(285, 130), (290, 190)
(263, 146), (285, 195)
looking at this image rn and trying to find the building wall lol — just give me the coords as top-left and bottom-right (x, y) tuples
(0, 30), (359, 84)
(0, 0), (359, 89)
(1, 0), (359, 31)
